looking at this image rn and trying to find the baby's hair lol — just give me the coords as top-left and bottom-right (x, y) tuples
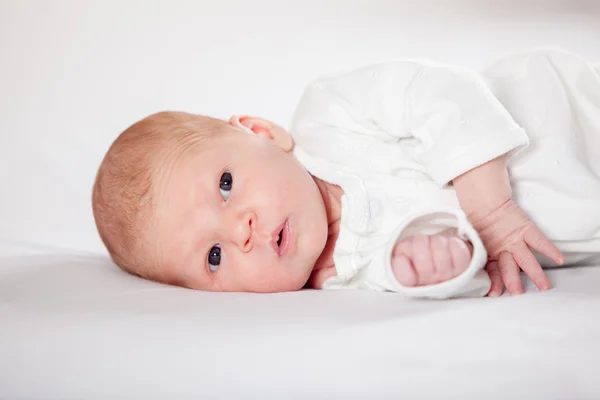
(92, 111), (232, 281)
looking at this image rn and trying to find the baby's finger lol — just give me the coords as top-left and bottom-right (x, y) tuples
(391, 254), (418, 287)
(412, 235), (434, 285)
(393, 237), (413, 259)
(485, 260), (504, 297)
(523, 227), (565, 265)
(499, 252), (524, 295)
(512, 241), (551, 291)
(431, 235), (453, 283)
(447, 237), (471, 275)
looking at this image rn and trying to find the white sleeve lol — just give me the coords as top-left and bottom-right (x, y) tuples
(322, 207), (491, 299)
(381, 208), (491, 299)
(290, 59), (529, 186)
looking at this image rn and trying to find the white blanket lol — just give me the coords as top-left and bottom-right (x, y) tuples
(1, 248), (599, 399)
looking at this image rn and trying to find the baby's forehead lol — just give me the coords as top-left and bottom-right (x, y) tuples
(149, 137), (220, 196)
(151, 132), (219, 167)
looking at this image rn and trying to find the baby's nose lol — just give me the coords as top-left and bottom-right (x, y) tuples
(231, 211), (256, 252)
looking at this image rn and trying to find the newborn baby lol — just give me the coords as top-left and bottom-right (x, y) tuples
(92, 48), (600, 299)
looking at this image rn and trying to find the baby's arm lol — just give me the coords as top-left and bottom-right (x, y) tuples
(452, 156), (565, 295)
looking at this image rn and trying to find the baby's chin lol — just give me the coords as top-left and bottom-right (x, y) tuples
(269, 265), (314, 293)
(269, 280), (310, 293)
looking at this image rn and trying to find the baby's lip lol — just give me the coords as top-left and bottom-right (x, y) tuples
(270, 219), (290, 257)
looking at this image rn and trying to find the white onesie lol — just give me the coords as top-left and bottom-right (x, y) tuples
(288, 48), (600, 299)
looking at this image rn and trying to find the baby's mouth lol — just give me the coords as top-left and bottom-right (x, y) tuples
(271, 219), (291, 257)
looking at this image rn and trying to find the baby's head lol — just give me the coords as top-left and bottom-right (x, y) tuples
(92, 111), (328, 292)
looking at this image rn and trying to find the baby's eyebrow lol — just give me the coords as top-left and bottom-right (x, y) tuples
(192, 228), (214, 278)
(193, 237), (207, 267)
(188, 173), (221, 282)
(181, 244), (209, 288)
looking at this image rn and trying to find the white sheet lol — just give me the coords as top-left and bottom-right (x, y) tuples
(2, 247), (600, 398)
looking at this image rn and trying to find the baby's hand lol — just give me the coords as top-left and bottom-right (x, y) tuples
(472, 199), (565, 296)
(391, 233), (472, 287)
(452, 156), (565, 296)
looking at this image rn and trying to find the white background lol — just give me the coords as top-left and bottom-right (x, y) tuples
(1, 0), (599, 255)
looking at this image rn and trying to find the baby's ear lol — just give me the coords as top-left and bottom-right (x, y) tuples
(229, 115), (294, 152)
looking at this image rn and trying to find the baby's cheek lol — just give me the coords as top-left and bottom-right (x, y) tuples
(262, 262), (307, 292)
(159, 263), (188, 288)
(230, 251), (309, 293)
(231, 260), (280, 292)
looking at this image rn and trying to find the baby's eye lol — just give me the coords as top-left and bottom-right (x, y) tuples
(208, 244), (221, 272)
(219, 171), (233, 200)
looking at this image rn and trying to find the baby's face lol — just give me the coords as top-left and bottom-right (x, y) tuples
(147, 122), (329, 292)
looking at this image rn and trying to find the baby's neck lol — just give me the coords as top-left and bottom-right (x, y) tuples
(312, 177), (343, 271)
(314, 177), (343, 224)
